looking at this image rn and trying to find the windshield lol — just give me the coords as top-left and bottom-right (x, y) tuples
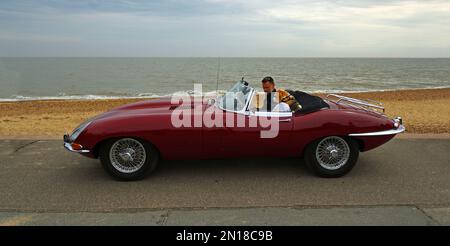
(218, 80), (253, 112)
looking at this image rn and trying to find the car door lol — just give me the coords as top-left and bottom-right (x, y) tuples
(224, 110), (295, 157)
(202, 109), (295, 158)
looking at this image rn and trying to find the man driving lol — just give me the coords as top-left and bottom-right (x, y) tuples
(255, 76), (302, 112)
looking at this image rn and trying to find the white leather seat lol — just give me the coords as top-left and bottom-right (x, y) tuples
(273, 102), (291, 112)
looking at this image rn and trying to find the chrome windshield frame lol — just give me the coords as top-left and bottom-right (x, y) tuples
(216, 85), (255, 115)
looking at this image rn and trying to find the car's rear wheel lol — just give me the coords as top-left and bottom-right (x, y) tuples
(304, 136), (359, 178)
(99, 138), (159, 181)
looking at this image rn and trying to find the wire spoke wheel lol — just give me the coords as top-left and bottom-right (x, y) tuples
(315, 136), (350, 170)
(109, 138), (147, 173)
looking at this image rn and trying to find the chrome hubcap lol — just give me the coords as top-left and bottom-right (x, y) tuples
(315, 136), (350, 170)
(110, 138), (146, 173)
(118, 148), (135, 162)
(330, 149), (338, 158)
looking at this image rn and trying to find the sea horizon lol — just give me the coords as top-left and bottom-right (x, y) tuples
(1, 57), (449, 101)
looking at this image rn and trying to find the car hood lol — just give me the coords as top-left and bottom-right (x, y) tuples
(91, 96), (206, 121)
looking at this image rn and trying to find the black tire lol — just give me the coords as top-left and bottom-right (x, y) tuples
(304, 136), (359, 178)
(99, 138), (159, 181)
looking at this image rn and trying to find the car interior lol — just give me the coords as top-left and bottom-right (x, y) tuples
(249, 90), (330, 115)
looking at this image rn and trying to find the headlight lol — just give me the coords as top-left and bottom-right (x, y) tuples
(70, 120), (92, 142)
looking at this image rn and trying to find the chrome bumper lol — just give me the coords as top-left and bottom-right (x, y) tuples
(63, 134), (90, 153)
(64, 142), (90, 153)
(349, 117), (405, 137)
(349, 125), (405, 137)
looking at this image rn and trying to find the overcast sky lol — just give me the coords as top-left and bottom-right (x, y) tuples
(1, 0), (449, 57)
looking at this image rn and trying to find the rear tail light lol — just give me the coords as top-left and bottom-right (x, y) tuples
(393, 116), (402, 128)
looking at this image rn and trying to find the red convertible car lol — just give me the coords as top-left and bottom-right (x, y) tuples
(64, 80), (405, 180)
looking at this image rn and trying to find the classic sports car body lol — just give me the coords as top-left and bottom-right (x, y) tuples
(64, 79), (404, 180)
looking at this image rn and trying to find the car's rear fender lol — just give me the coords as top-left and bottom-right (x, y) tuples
(292, 109), (395, 154)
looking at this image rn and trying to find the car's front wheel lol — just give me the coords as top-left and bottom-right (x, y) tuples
(304, 136), (359, 178)
(99, 138), (159, 181)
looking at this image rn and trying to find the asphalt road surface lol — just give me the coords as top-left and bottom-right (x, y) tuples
(0, 138), (449, 225)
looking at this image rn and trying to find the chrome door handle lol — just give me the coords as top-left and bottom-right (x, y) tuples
(278, 119), (291, 122)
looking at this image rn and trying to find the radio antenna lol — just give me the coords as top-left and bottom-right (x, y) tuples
(215, 57), (221, 95)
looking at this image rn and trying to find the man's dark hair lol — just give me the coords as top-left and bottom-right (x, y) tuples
(261, 76), (274, 84)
